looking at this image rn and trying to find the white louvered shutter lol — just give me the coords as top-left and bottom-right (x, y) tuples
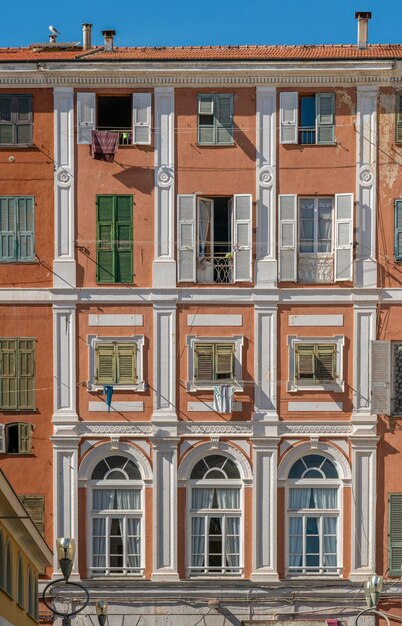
(0, 424), (4, 453)
(233, 194), (252, 282)
(132, 93), (151, 145)
(371, 340), (391, 415)
(77, 92), (96, 144)
(278, 194), (297, 281)
(280, 92), (298, 144)
(335, 193), (353, 281)
(316, 93), (335, 144)
(177, 195), (196, 282)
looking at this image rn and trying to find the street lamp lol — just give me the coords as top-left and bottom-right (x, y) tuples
(42, 537), (108, 625)
(355, 574), (390, 626)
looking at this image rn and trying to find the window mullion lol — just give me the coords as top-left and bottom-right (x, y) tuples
(302, 515), (307, 573)
(222, 513), (226, 572)
(106, 516), (110, 575)
(123, 516), (127, 575)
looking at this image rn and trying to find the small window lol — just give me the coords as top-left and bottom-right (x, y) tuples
(5, 540), (13, 597)
(0, 95), (33, 146)
(5, 423), (33, 454)
(0, 338), (35, 409)
(288, 336), (344, 392)
(97, 96), (132, 145)
(198, 94), (233, 145)
(194, 343), (235, 385)
(17, 554), (24, 608)
(27, 567), (34, 618)
(0, 197), (35, 261)
(95, 343), (137, 385)
(280, 92), (335, 146)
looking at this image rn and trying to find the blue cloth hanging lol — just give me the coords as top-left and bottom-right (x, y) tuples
(103, 385), (114, 413)
(213, 384), (234, 413)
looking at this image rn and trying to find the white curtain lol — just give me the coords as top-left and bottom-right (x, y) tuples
(192, 488), (214, 509)
(225, 517), (240, 569)
(323, 517), (337, 568)
(289, 488), (337, 509)
(93, 489), (114, 511)
(198, 199), (211, 259)
(191, 517), (205, 568)
(127, 518), (141, 570)
(288, 516), (303, 568)
(115, 489), (141, 510)
(92, 518), (106, 569)
(215, 488), (240, 509)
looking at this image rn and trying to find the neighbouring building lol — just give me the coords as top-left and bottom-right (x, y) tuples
(1, 11), (402, 626)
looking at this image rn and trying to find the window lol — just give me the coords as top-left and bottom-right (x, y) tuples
(17, 554), (24, 608)
(188, 454), (242, 576)
(96, 195), (133, 284)
(198, 94), (233, 145)
(89, 455), (143, 576)
(0, 95), (33, 146)
(27, 567), (35, 618)
(288, 336), (344, 392)
(0, 339), (35, 410)
(5, 539), (13, 596)
(287, 454), (340, 576)
(278, 194), (353, 283)
(371, 341), (402, 416)
(0, 197), (34, 261)
(3, 423), (34, 454)
(88, 336), (145, 391)
(388, 493), (402, 575)
(395, 200), (402, 261)
(396, 93), (402, 143)
(187, 335), (243, 391)
(19, 495), (44, 535)
(177, 194), (252, 283)
(280, 92), (335, 145)
(77, 92), (151, 145)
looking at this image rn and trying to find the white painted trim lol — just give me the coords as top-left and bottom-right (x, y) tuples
(187, 314), (242, 327)
(87, 334), (145, 392)
(186, 335), (244, 392)
(277, 441), (352, 482)
(253, 306), (278, 422)
(289, 315), (343, 327)
(178, 441), (253, 484)
(78, 441), (153, 485)
(152, 305), (177, 420)
(287, 335), (345, 392)
(187, 401), (242, 412)
(88, 314), (144, 327)
(53, 305), (78, 423)
(353, 305), (376, 418)
(288, 402), (343, 412)
(88, 401), (144, 412)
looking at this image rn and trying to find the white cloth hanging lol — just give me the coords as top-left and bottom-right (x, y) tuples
(213, 384), (234, 413)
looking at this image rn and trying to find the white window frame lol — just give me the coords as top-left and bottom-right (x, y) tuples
(186, 335), (244, 392)
(287, 335), (345, 392)
(87, 335), (145, 392)
(87, 458), (145, 578)
(298, 196), (334, 255)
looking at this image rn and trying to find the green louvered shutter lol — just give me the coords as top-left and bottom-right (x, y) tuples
(316, 344), (336, 382)
(216, 94), (233, 144)
(0, 339), (17, 409)
(316, 93), (335, 144)
(389, 493), (402, 575)
(0, 197), (16, 260)
(395, 200), (402, 260)
(18, 423), (33, 454)
(15, 96), (33, 145)
(215, 344), (235, 380)
(17, 197), (34, 260)
(96, 343), (116, 384)
(115, 195), (133, 283)
(97, 196), (115, 283)
(198, 95), (215, 144)
(296, 344), (315, 383)
(117, 344), (136, 384)
(19, 495), (44, 536)
(195, 344), (214, 383)
(396, 94), (402, 143)
(18, 339), (35, 409)
(0, 96), (13, 145)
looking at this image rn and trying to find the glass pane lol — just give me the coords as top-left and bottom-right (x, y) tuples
(306, 517), (319, 534)
(92, 459), (109, 480)
(109, 518), (123, 570)
(208, 518), (222, 568)
(321, 459), (338, 478)
(300, 96), (316, 128)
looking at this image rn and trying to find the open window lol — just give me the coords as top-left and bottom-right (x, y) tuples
(2, 422), (34, 454)
(280, 92), (335, 145)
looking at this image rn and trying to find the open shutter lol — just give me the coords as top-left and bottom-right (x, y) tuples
(278, 194), (297, 281)
(195, 344), (214, 382)
(335, 193), (353, 281)
(0, 197), (16, 260)
(0, 339), (17, 409)
(17, 197), (34, 260)
(280, 92), (298, 144)
(396, 94), (402, 143)
(389, 493), (402, 575)
(215, 344), (235, 379)
(177, 194), (196, 282)
(132, 93), (151, 145)
(0, 424), (4, 453)
(371, 340), (391, 415)
(316, 93), (335, 144)
(18, 339), (35, 409)
(233, 194), (252, 282)
(96, 343), (116, 384)
(216, 94), (233, 144)
(15, 96), (33, 145)
(115, 195), (133, 283)
(117, 344), (136, 384)
(316, 344), (336, 382)
(395, 200), (402, 260)
(77, 92), (96, 144)
(97, 196), (115, 283)
(198, 95), (215, 144)
(295, 345), (314, 381)
(19, 423), (33, 454)
(19, 496), (44, 536)
(0, 95), (13, 145)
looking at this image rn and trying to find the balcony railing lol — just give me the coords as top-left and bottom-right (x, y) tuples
(197, 253), (233, 284)
(96, 127), (132, 146)
(299, 126), (316, 145)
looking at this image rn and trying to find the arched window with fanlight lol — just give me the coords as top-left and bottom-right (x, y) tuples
(188, 454), (242, 576)
(287, 453), (341, 576)
(89, 454), (143, 576)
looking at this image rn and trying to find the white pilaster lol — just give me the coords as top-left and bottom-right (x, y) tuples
(153, 87), (176, 287)
(52, 304), (78, 424)
(256, 87), (277, 287)
(251, 439), (280, 581)
(352, 304), (376, 420)
(350, 436), (378, 581)
(355, 87), (377, 288)
(253, 305), (279, 432)
(152, 304), (177, 422)
(53, 87), (75, 288)
(151, 438), (180, 581)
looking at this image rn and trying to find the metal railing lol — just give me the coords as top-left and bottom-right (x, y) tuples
(299, 126), (316, 144)
(197, 253), (233, 284)
(96, 127), (132, 145)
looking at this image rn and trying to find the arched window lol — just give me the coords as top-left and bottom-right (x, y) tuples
(188, 454), (242, 576)
(287, 453), (340, 576)
(0, 530), (4, 590)
(5, 539), (13, 597)
(89, 454), (143, 576)
(17, 554), (24, 608)
(27, 567), (34, 617)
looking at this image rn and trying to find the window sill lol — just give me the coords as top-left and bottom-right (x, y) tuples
(287, 381), (344, 393)
(89, 382), (146, 392)
(297, 142), (337, 147)
(0, 259), (39, 264)
(196, 142), (235, 147)
(186, 381), (242, 392)
(0, 144), (36, 150)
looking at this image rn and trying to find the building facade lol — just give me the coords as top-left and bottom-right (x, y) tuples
(0, 15), (402, 625)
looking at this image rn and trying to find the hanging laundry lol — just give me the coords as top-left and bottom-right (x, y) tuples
(213, 384), (234, 413)
(103, 385), (114, 413)
(91, 130), (119, 162)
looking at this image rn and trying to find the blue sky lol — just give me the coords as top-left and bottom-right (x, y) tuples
(2, 0), (402, 48)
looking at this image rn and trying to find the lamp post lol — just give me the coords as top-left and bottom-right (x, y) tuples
(42, 538), (108, 625)
(355, 574), (390, 626)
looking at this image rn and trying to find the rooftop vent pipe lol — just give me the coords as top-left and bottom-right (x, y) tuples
(355, 11), (372, 49)
(102, 30), (116, 52)
(82, 23), (93, 51)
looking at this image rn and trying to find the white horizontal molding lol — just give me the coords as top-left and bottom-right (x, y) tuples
(289, 315), (344, 327)
(79, 422), (152, 435)
(178, 422), (252, 435)
(288, 402), (343, 412)
(89, 401), (144, 413)
(187, 314), (243, 327)
(88, 314), (144, 327)
(187, 401), (242, 412)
